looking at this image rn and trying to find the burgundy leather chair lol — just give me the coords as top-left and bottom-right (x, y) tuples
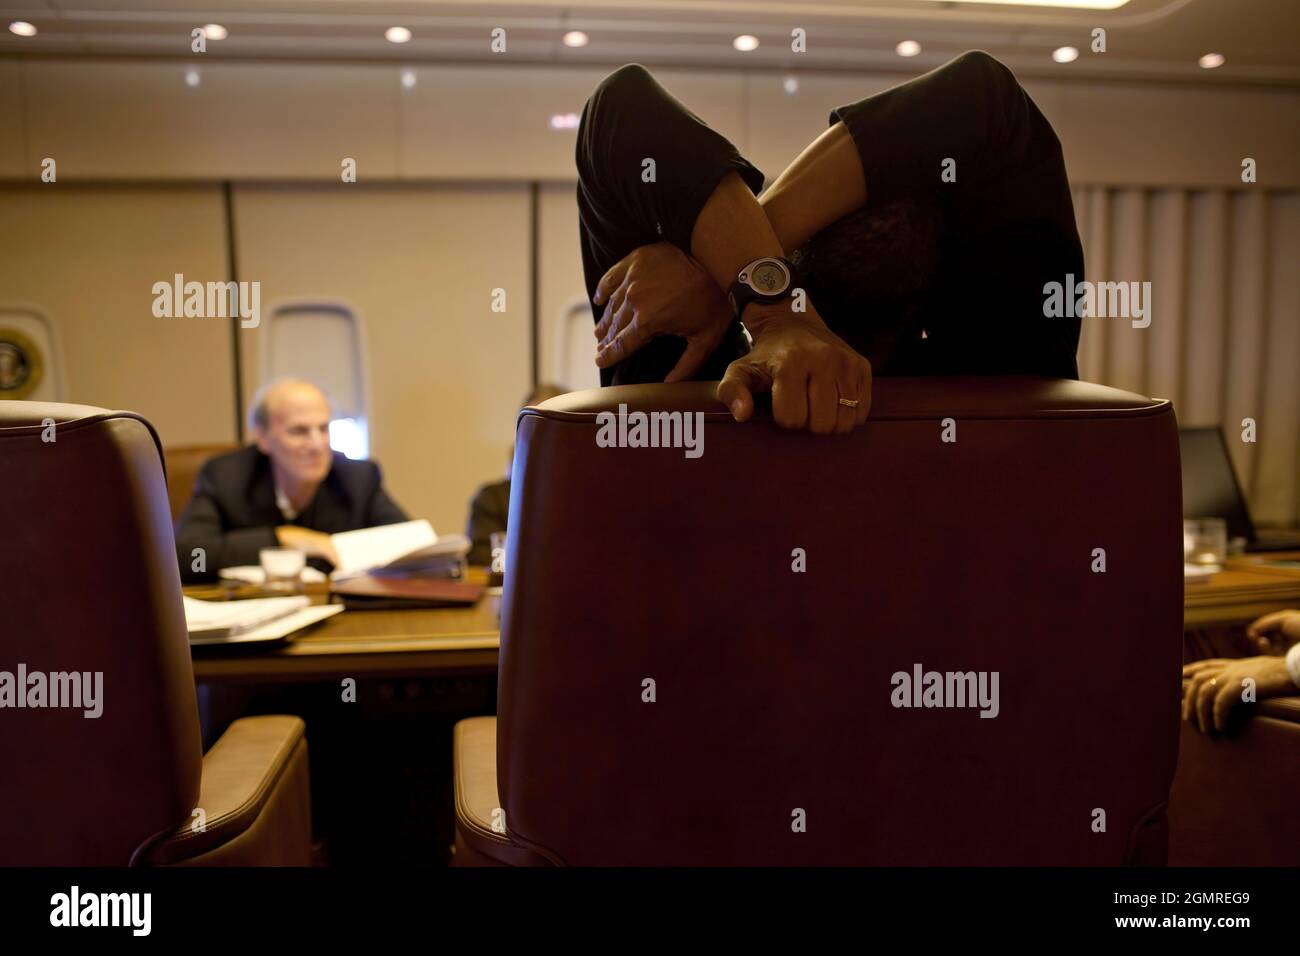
(0, 401), (312, 865)
(1169, 690), (1300, 866)
(453, 378), (1184, 865)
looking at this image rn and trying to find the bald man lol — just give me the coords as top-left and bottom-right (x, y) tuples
(174, 379), (409, 583)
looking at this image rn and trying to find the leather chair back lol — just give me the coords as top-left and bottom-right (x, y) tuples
(163, 443), (239, 524)
(0, 401), (202, 865)
(497, 378), (1183, 865)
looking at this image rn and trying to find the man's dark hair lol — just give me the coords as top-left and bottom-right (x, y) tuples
(791, 197), (944, 358)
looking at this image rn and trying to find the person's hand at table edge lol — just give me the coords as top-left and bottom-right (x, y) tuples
(1182, 654), (1299, 734)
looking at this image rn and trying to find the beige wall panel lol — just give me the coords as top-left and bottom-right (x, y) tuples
(537, 182), (599, 391)
(1049, 80), (1300, 188)
(745, 67), (1300, 190)
(233, 184), (531, 537)
(0, 184), (235, 445)
(398, 65), (602, 180)
(5, 56), (1298, 186)
(18, 60), (400, 180)
(397, 64), (747, 181)
(740, 71), (885, 184)
(0, 59), (25, 178)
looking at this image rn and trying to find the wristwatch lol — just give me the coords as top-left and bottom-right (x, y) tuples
(727, 256), (796, 322)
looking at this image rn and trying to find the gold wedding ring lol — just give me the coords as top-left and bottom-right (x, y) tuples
(838, 398), (860, 408)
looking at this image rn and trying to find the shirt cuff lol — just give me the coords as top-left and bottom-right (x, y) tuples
(1285, 642), (1300, 690)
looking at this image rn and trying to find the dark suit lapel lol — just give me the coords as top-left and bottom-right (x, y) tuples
(298, 463), (354, 534)
(247, 450), (282, 526)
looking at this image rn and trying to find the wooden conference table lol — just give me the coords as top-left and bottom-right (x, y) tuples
(188, 569), (501, 683)
(188, 554), (1300, 684)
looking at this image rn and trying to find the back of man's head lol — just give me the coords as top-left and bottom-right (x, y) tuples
(792, 197), (944, 353)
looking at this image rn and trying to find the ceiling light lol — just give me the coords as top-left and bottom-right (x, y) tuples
(896, 40), (921, 57)
(400, 68), (417, 91)
(733, 35), (759, 52)
(202, 24), (227, 41)
(8, 21), (37, 37)
(185, 68), (201, 88)
(563, 31), (589, 48)
(1198, 53), (1225, 69)
(550, 113), (580, 130)
(915, 0), (1129, 8)
(783, 76), (799, 95)
(385, 26), (411, 44)
(1052, 46), (1079, 64)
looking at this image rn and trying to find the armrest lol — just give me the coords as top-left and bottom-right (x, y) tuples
(142, 715), (311, 866)
(1258, 695), (1300, 723)
(452, 717), (553, 866)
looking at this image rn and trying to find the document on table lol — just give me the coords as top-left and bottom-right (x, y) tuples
(183, 595), (343, 644)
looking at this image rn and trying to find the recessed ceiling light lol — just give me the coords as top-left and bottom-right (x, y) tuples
(400, 68), (417, 91)
(185, 68), (201, 88)
(563, 31), (589, 48)
(385, 26), (411, 44)
(733, 35), (759, 52)
(202, 24), (227, 41)
(550, 113), (580, 130)
(783, 76), (799, 95)
(1052, 46), (1080, 64)
(1198, 53), (1225, 69)
(896, 40), (922, 57)
(915, 0), (1129, 7)
(8, 21), (37, 37)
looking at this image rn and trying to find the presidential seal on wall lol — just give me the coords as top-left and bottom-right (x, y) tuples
(0, 329), (44, 400)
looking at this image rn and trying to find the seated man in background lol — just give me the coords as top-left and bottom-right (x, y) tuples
(1182, 609), (1300, 733)
(465, 383), (566, 565)
(175, 378), (409, 583)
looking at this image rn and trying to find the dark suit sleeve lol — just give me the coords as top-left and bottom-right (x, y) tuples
(363, 462), (410, 527)
(174, 462), (278, 583)
(465, 483), (508, 566)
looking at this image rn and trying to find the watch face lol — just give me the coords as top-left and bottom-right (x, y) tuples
(748, 259), (790, 296)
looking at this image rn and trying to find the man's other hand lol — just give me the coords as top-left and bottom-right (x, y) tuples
(276, 525), (339, 566)
(1181, 656), (1297, 734)
(716, 305), (872, 434)
(1246, 608), (1300, 655)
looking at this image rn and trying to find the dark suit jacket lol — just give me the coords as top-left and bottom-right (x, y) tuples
(174, 445), (409, 583)
(466, 478), (510, 566)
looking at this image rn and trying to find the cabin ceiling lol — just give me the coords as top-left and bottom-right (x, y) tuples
(1, 0), (1297, 86)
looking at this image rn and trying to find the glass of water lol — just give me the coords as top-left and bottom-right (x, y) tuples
(489, 531), (506, 586)
(260, 547), (306, 592)
(1183, 518), (1227, 570)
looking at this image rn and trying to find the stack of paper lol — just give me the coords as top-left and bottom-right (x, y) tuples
(183, 594), (310, 640)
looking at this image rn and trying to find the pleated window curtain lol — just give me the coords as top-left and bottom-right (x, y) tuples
(1069, 186), (1300, 527)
